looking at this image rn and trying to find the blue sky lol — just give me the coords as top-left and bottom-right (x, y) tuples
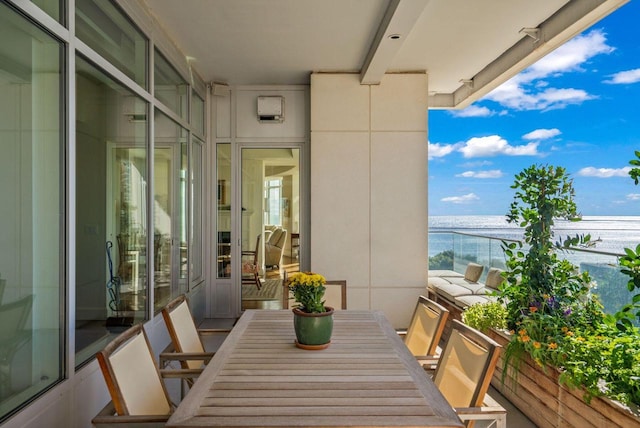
(428, 1), (640, 216)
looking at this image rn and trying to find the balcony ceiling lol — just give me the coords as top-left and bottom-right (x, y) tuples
(141, 0), (627, 108)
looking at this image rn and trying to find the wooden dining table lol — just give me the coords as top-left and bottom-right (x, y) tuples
(166, 310), (463, 427)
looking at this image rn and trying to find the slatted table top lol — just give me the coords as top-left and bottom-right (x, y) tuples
(166, 310), (463, 427)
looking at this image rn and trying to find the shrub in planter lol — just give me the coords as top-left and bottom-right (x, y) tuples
(462, 301), (507, 334)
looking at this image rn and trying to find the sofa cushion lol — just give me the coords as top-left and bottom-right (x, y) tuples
(428, 269), (464, 278)
(463, 263), (484, 282)
(455, 294), (498, 308)
(430, 278), (487, 302)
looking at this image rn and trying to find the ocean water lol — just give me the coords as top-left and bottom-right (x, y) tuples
(428, 215), (640, 255)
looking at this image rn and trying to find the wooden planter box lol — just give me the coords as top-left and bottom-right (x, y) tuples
(487, 329), (640, 428)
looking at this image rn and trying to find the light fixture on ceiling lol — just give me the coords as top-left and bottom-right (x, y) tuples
(520, 27), (540, 42)
(388, 34), (401, 40)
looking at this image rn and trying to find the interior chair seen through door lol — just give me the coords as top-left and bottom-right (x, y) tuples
(242, 234), (262, 290)
(431, 319), (506, 428)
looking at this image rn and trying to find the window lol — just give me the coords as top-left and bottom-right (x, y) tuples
(191, 90), (205, 136)
(31, 0), (63, 23)
(265, 179), (283, 226)
(75, 55), (148, 366)
(154, 49), (188, 120)
(76, 0), (148, 88)
(0, 3), (63, 420)
(154, 110), (188, 310)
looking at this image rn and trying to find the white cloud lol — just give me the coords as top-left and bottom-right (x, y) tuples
(484, 30), (613, 111)
(450, 105), (494, 118)
(441, 193), (480, 204)
(604, 68), (640, 84)
(627, 193), (640, 201)
(523, 128), (561, 141)
(458, 135), (538, 158)
(428, 142), (459, 159)
(456, 170), (504, 179)
(523, 29), (614, 80)
(577, 167), (631, 178)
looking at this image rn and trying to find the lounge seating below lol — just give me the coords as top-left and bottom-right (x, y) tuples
(427, 264), (506, 338)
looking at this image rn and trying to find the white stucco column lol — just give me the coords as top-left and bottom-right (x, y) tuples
(310, 73), (428, 328)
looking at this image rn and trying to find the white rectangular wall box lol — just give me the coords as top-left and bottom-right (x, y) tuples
(257, 95), (284, 122)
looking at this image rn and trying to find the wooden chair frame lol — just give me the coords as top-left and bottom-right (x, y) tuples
(399, 295), (449, 363)
(160, 295), (231, 372)
(93, 323), (202, 427)
(432, 319), (506, 428)
(282, 276), (347, 310)
(241, 234), (262, 290)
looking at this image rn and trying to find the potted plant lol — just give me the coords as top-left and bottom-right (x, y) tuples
(288, 271), (334, 349)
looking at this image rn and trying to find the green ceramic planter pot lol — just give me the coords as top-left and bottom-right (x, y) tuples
(292, 307), (334, 349)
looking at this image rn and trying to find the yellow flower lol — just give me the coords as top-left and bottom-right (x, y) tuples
(520, 335), (530, 343)
(548, 342), (558, 350)
(518, 329), (527, 336)
(529, 306), (538, 313)
(566, 331), (574, 337)
(561, 326), (568, 332)
(533, 341), (541, 349)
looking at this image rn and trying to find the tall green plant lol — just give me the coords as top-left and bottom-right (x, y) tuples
(500, 164), (595, 329)
(616, 150), (640, 330)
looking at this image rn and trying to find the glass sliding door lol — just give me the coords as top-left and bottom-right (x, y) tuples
(240, 148), (300, 310)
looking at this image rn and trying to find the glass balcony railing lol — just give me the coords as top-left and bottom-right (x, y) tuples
(428, 231), (636, 317)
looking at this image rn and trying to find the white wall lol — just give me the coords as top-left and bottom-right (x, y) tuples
(310, 73), (428, 329)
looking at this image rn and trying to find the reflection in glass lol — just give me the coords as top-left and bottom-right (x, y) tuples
(75, 56), (148, 367)
(217, 144), (232, 278)
(76, 0), (148, 88)
(191, 90), (205, 136)
(154, 110), (188, 310)
(31, 0), (62, 23)
(154, 49), (188, 120)
(0, 3), (62, 419)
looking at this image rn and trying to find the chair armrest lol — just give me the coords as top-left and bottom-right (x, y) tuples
(92, 401), (169, 428)
(197, 328), (233, 335)
(159, 351), (214, 367)
(160, 368), (203, 379)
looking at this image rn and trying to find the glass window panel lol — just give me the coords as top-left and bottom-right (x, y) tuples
(190, 137), (204, 283)
(217, 144), (231, 279)
(76, 0), (147, 88)
(31, 0), (63, 23)
(154, 110), (188, 310)
(154, 49), (188, 120)
(0, 3), (63, 420)
(75, 55), (148, 367)
(191, 90), (205, 136)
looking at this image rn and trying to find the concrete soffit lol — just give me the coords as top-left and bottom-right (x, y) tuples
(429, 0), (630, 110)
